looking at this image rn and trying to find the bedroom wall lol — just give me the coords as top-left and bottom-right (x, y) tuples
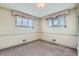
(40, 9), (77, 48)
(0, 8), (40, 49)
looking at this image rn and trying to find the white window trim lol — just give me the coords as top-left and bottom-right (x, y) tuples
(15, 16), (34, 28)
(47, 16), (66, 27)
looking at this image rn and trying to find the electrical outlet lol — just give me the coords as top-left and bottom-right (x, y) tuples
(52, 39), (56, 42)
(23, 39), (26, 42)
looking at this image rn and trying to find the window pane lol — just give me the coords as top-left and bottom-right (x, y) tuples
(28, 19), (33, 27)
(53, 18), (59, 25)
(58, 16), (65, 25)
(22, 18), (28, 26)
(16, 16), (22, 26)
(48, 19), (53, 26)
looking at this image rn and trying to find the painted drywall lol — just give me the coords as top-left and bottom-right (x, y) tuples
(40, 9), (77, 48)
(0, 8), (40, 49)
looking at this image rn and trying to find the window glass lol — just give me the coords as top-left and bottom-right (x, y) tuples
(53, 18), (59, 26)
(16, 16), (22, 26)
(16, 16), (33, 27)
(48, 19), (53, 26)
(47, 16), (65, 27)
(57, 16), (65, 26)
(22, 18), (28, 26)
(28, 19), (33, 27)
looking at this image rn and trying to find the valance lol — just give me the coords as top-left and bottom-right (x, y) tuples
(43, 9), (70, 20)
(11, 10), (37, 20)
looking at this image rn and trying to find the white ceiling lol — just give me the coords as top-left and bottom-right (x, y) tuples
(0, 3), (76, 17)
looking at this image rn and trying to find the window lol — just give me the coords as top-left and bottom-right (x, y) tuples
(16, 16), (23, 26)
(16, 16), (33, 27)
(47, 16), (66, 27)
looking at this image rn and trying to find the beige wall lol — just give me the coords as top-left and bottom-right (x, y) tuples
(40, 9), (77, 48)
(0, 8), (40, 49)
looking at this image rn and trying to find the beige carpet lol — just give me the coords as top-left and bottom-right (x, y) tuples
(0, 40), (77, 56)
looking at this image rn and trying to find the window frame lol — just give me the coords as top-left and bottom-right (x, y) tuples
(47, 15), (66, 27)
(15, 16), (34, 28)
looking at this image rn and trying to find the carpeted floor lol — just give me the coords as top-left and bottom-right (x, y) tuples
(0, 40), (77, 56)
